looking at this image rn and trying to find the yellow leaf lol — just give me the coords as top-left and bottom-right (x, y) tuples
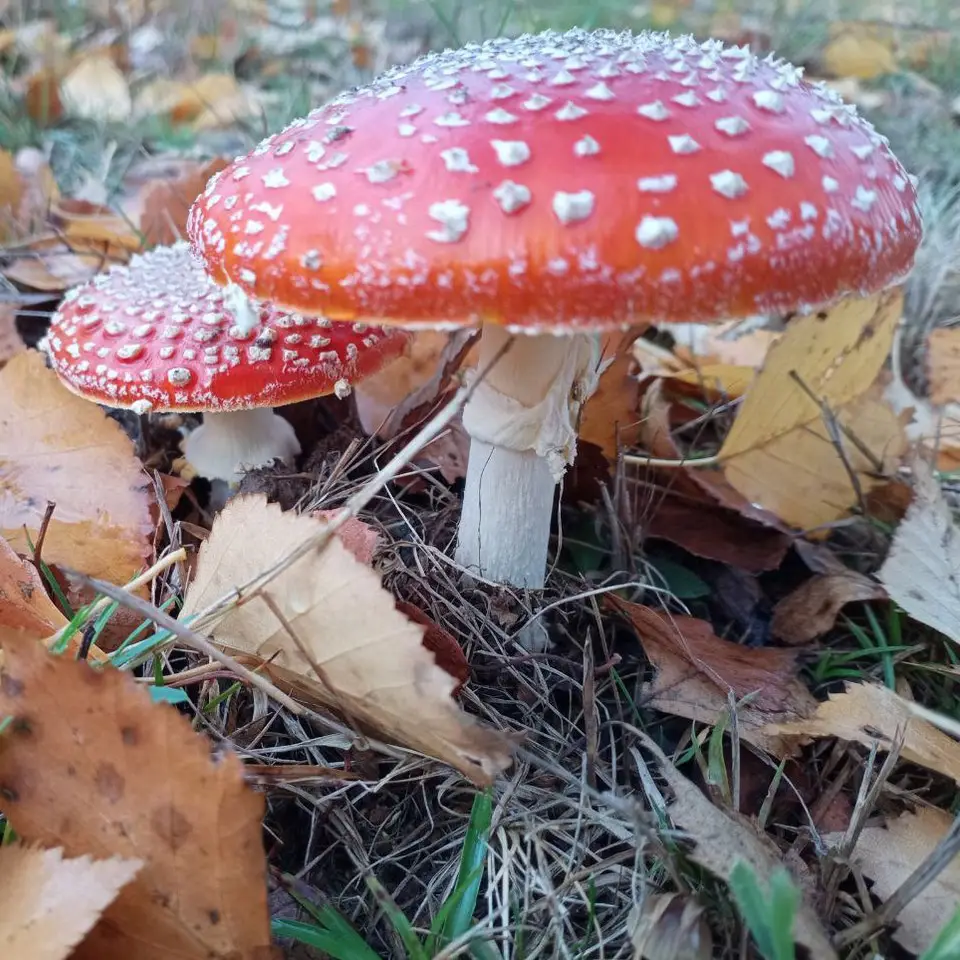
(822, 30), (897, 80)
(0, 149), (22, 242)
(0, 351), (153, 586)
(825, 807), (960, 956)
(718, 291), (907, 528)
(0, 843), (142, 960)
(669, 363), (756, 400)
(926, 326), (960, 406)
(59, 56), (132, 123)
(180, 495), (516, 785)
(760, 681), (960, 782)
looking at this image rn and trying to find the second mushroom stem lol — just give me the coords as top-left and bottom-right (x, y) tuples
(455, 323), (602, 590)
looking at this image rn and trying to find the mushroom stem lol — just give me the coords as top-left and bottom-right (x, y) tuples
(455, 324), (601, 589)
(182, 408), (301, 484)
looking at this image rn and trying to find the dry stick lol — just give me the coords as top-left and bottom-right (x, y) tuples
(621, 452), (719, 468)
(30, 500), (56, 572)
(183, 336), (515, 636)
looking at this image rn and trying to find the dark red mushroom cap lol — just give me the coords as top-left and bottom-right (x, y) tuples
(42, 241), (409, 414)
(187, 28), (922, 332)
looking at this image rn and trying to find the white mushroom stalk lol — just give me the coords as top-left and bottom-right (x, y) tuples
(455, 326), (602, 589)
(182, 408), (301, 485)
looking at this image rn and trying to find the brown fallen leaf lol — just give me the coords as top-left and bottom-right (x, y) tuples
(51, 198), (141, 252)
(180, 495), (515, 785)
(0, 303), (24, 365)
(820, 26), (897, 79)
(395, 598), (470, 695)
(718, 291), (909, 529)
(826, 806), (960, 956)
(24, 69), (64, 126)
(760, 681), (960, 780)
(609, 598), (816, 753)
(0, 534), (66, 635)
(629, 893), (712, 960)
(636, 732), (837, 960)
(133, 73), (251, 128)
(59, 55), (132, 122)
(771, 572), (887, 645)
(0, 148), (23, 242)
(3, 236), (129, 292)
(878, 457), (960, 645)
(0, 843), (142, 960)
(0, 350), (153, 588)
(0, 629), (273, 960)
(312, 509), (380, 565)
(926, 326), (960, 406)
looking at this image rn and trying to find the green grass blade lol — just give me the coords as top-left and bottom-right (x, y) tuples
(728, 860), (797, 960)
(921, 904), (960, 960)
(366, 877), (428, 960)
(272, 917), (384, 960)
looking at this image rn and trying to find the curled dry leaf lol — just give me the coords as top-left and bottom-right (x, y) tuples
(636, 733), (838, 960)
(718, 290), (909, 529)
(609, 597), (816, 754)
(59, 55), (132, 122)
(878, 457), (960, 644)
(0, 843), (142, 960)
(825, 806), (960, 956)
(0, 351), (153, 587)
(629, 893), (713, 960)
(0, 534), (66, 635)
(760, 681), (960, 781)
(0, 629), (272, 960)
(771, 571), (887, 645)
(311, 509), (380, 565)
(180, 495), (515, 785)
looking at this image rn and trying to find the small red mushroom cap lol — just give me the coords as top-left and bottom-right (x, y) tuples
(187, 28), (922, 332)
(42, 241), (409, 414)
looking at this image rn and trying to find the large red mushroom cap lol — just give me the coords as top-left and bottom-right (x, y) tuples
(42, 241), (410, 415)
(187, 27), (922, 332)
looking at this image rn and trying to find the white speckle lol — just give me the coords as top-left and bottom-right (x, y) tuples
(715, 116), (751, 136)
(441, 147), (479, 172)
(851, 144), (875, 160)
(668, 134), (701, 155)
(585, 82), (615, 101)
(523, 94), (552, 111)
(636, 216), (679, 249)
(549, 69), (577, 86)
(334, 379), (352, 399)
(762, 151), (795, 178)
(706, 87), (727, 103)
(547, 257), (569, 275)
(131, 400), (153, 415)
(767, 208), (791, 229)
(800, 202), (818, 221)
(167, 367), (192, 386)
(852, 185), (877, 211)
(491, 140), (531, 166)
(485, 107), (519, 125)
(363, 160), (400, 183)
(400, 103), (424, 118)
(116, 344), (143, 361)
(493, 180), (531, 214)
(313, 183), (337, 202)
(672, 91), (700, 108)
(262, 168), (290, 188)
(892, 175), (907, 193)
(731, 219), (750, 237)
(822, 176), (839, 193)
(398, 123), (416, 137)
(573, 135), (600, 157)
(490, 84), (516, 100)
(353, 203), (371, 217)
(556, 101), (588, 121)
(427, 199), (470, 242)
(305, 141), (325, 163)
(752, 90), (785, 113)
(637, 174), (677, 193)
(805, 135), (834, 158)
(435, 112), (470, 127)
(302, 250), (322, 269)
(232, 166), (250, 181)
(552, 190), (594, 224)
(711, 170), (748, 199)
(638, 101), (670, 121)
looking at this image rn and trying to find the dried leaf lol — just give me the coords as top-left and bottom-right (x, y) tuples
(0, 351), (153, 587)
(878, 458), (960, 644)
(821, 29), (897, 79)
(59, 56), (131, 122)
(579, 328), (644, 461)
(52, 198), (141, 251)
(0, 843), (142, 960)
(610, 598), (816, 753)
(0, 148), (23, 241)
(0, 535), (66, 635)
(0, 629), (272, 960)
(760, 681), (960, 780)
(629, 893), (712, 960)
(826, 806), (960, 956)
(638, 735), (837, 960)
(395, 599), (470, 695)
(180, 496), (515, 785)
(311, 509), (380, 565)
(2, 238), (123, 292)
(24, 70), (63, 125)
(926, 327), (960, 406)
(771, 572), (887, 645)
(0, 303), (24, 365)
(719, 291), (908, 529)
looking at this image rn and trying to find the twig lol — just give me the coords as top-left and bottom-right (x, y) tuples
(30, 500), (56, 573)
(621, 452), (719, 468)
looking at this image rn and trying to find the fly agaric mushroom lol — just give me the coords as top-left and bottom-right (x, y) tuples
(186, 28), (922, 587)
(41, 241), (409, 483)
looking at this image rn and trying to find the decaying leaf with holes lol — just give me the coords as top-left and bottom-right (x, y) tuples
(0, 629), (273, 960)
(0, 351), (153, 588)
(0, 843), (142, 960)
(180, 495), (516, 785)
(718, 290), (910, 529)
